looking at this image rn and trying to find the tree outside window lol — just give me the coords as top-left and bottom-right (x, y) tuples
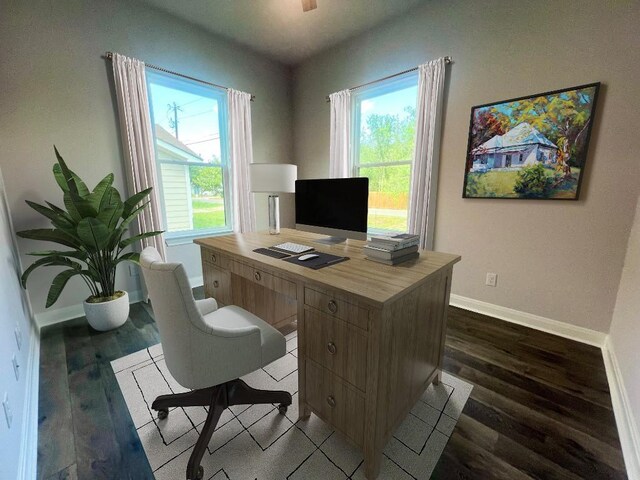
(352, 73), (418, 233)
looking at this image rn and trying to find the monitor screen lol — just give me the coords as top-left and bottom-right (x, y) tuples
(295, 178), (369, 241)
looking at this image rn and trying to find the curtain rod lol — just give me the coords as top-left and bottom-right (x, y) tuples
(103, 52), (255, 102)
(324, 56), (451, 102)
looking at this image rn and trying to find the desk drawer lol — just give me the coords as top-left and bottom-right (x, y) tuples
(304, 287), (368, 331)
(203, 263), (232, 306)
(304, 307), (367, 392)
(231, 261), (297, 299)
(202, 249), (230, 269)
(306, 359), (365, 447)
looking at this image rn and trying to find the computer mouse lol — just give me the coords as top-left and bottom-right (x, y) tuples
(298, 253), (319, 261)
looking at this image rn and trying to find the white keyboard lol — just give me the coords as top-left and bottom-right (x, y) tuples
(272, 242), (314, 254)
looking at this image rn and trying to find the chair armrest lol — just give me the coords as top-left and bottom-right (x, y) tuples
(195, 298), (218, 316)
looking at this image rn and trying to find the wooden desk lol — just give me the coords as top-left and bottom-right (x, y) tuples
(195, 229), (460, 479)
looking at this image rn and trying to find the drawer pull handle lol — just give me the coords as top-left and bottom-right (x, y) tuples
(213, 280), (219, 288)
(211, 254), (217, 263)
(326, 395), (336, 408)
(254, 271), (262, 281)
(327, 342), (337, 355)
(327, 300), (338, 314)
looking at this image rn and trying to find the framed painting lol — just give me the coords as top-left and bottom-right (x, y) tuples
(462, 82), (600, 200)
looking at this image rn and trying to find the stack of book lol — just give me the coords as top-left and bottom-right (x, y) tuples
(363, 233), (420, 265)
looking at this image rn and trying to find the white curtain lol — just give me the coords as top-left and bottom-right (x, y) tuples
(408, 58), (446, 250)
(228, 89), (256, 233)
(111, 53), (167, 261)
(329, 89), (351, 178)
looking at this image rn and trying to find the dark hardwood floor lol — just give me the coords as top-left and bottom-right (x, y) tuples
(37, 297), (627, 479)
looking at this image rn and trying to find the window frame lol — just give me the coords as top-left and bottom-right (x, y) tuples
(350, 71), (419, 234)
(146, 70), (233, 245)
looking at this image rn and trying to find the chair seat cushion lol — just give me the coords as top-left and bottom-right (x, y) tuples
(203, 305), (286, 367)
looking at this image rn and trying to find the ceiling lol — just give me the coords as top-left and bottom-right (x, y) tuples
(138, 0), (426, 65)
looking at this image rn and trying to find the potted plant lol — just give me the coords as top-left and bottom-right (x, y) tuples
(18, 147), (162, 331)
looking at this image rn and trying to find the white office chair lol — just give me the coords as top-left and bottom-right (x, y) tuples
(140, 247), (292, 480)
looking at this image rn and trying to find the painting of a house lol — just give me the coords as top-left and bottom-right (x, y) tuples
(463, 83), (600, 199)
(471, 123), (558, 172)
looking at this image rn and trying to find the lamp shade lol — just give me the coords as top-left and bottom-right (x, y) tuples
(249, 163), (297, 193)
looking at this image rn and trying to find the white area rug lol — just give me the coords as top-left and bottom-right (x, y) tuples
(112, 331), (473, 479)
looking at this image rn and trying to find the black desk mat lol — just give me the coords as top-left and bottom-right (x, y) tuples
(252, 247), (291, 259)
(283, 252), (349, 270)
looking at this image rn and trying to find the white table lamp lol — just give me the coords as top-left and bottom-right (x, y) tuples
(250, 163), (297, 234)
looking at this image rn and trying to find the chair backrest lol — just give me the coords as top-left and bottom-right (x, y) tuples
(140, 246), (203, 386)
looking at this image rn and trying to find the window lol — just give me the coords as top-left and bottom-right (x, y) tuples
(351, 73), (418, 233)
(147, 71), (231, 242)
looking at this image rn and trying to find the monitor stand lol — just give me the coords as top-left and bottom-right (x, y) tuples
(314, 236), (347, 245)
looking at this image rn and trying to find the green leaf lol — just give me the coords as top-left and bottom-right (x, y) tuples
(122, 187), (152, 219)
(98, 205), (124, 231)
(63, 190), (97, 221)
(44, 202), (75, 223)
(99, 186), (122, 211)
(46, 269), (88, 307)
(53, 147), (90, 197)
(87, 173), (114, 211)
(25, 200), (75, 229)
(21, 256), (81, 288)
(119, 231), (163, 249)
(27, 250), (88, 260)
(114, 252), (140, 266)
(97, 187), (124, 228)
(120, 201), (149, 228)
(16, 228), (80, 248)
(107, 201), (150, 250)
(76, 218), (110, 251)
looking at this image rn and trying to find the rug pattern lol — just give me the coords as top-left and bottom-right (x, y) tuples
(112, 331), (472, 479)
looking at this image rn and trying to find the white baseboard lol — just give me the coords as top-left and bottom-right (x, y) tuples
(603, 337), (640, 480)
(35, 289), (143, 330)
(449, 294), (607, 348)
(17, 328), (39, 480)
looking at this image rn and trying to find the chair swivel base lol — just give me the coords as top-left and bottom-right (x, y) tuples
(151, 378), (292, 480)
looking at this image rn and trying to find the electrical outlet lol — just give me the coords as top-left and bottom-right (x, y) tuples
(2, 393), (12, 429)
(485, 272), (498, 287)
(11, 354), (19, 381)
(14, 325), (22, 351)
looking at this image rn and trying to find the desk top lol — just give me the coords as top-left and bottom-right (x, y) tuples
(195, 228), (460, 307)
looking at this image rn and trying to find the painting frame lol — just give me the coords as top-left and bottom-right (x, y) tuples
(462, 82), (601, 200)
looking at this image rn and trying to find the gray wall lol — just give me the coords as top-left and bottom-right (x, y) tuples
(0, 0), (294, 316)
(609, 192), (640, 459)
(0, 167), (37, 480)
(292, 0), (640, 332)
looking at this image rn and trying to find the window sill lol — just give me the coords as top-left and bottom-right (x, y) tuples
(165, 229), (233, 247)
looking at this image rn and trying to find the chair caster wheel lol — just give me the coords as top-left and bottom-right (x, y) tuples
(278, 404), (288, 415)
(188, 465), (203, 480)
(157, 408), (169, 420)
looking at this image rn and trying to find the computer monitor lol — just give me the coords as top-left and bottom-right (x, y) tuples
(295, 177), (369, 244)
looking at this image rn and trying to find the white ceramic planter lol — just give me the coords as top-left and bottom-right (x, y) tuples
(83, 290), (129, 331)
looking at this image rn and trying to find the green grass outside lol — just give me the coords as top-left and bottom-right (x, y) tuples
(192, 198), (224, 210)
(192, 196), (226, 229)
(369, 215), (407, 233)
(465, 167), (581, 198)
(193, 210), (226, 229)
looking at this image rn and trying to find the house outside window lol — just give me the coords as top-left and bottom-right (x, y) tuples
(147, 71), (232, 243)
(351, 72), (418, 233)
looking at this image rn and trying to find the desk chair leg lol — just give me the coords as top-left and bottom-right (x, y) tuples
(227, 379), (292, 412)
(186, 386), (226, 480)
(152, 387), (216, 417)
